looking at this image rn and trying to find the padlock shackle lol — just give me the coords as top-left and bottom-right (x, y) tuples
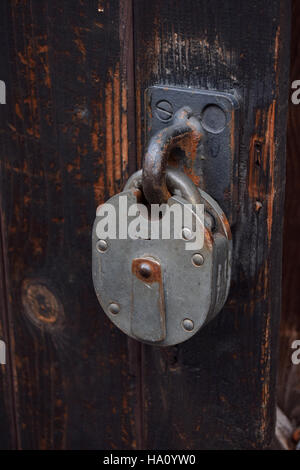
(142, 107), (203, 204)
(124, 167), (202, 205)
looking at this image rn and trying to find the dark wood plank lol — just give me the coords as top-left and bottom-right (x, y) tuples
(0, 6), (20, 449)
(0, 0), (138, 449)
(0, 206), (18, 449)
(278, 0), (300, 427)
(133, 0), (290, 449)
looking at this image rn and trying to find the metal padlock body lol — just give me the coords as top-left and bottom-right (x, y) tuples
(92, 172), (232, 347)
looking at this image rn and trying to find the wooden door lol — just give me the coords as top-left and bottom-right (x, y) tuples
(0, 0), (291, 450)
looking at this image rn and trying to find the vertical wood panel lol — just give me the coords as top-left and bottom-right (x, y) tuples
(133, 0), (290, 449)
(0, 204), (18, 449)
(278, 0), (300, 426)
(0, 0), (138, 449)
(0, 5), (20, 449)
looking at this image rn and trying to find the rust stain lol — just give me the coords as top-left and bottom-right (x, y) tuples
(136, 84), (142, 168)
(259, 280), (271, 440)
(265, 101), (276, 242)
(204, 225), (214, 251)
(92, 120), (100, 152)
(274, 26), (280, 87)
(31, 237), (43, 256)
(37, 44), (48, 54)
(74, 37), (86, 57)
(105, 69), (114, 196)
(293, 428), (300, 444)
(8, 123), (17, 133)
(248, 101), (276, 242)
(24, 195), (30, 206)
(94, 61), (126, 199)
(73, 26), (86, 59)
(66, 155), (80, 173)
(178, 133), (202, 187)
(91, 96), (104, 204)
(36, 42), (51, 88)
(132, 257), (162, 284)
(248, 110), (264, 200)
(121, 85), (128, 176)
(122, 395), (129, 415)
(15, 103), (23, 120)
(43, 62), (51, 88)
(17, 52), (28, 65)
(18, 37), (51, 138)
(51, 217), (64, 224)
(94, 172), (105, 204)
(113, 64), (121, 182)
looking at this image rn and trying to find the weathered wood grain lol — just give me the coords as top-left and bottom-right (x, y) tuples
(0, 198), (18, 449)
(278, 0), (300, 428)
(0, 0), (138, 449)
(0, 0), (292, 450)
(133, 0), (290, 449)
(0, 7), (20, 449)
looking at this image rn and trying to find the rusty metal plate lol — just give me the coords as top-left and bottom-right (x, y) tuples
(145, 86), (239, 224)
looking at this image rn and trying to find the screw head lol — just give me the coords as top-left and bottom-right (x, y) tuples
(201, 104), (226, 134)
(96, 239), (108, 253)
(139, 262), (152, 279)
(155, 100), (173, 121)
(192, 253), (204, 267)
(108, 302), (120, 315)
(182, 227), (193, 241)
(182, 318), (194, 331)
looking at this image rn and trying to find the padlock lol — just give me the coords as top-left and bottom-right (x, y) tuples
(92, 107), (232, 346)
